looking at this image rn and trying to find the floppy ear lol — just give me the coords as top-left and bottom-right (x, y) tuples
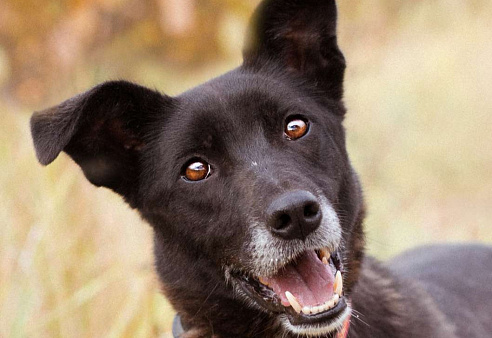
(243, 0), (345, 100)
(31, 80), (173, 205)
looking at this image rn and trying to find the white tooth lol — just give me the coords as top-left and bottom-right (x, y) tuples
(320, 303), (328, 312)
(327, 298), (335, 309)
(285, 291), (302, 314)
(333, 293), (340, 305)
(322, 257), (329, 265)
(334, 270), (343, 295)
(302, 306), (311, 315)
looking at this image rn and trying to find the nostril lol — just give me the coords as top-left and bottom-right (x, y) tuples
(275, 213), (292, 230)
(304, 202), (320, 218)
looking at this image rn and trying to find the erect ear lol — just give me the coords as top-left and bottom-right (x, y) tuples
(31, 80), (173, 205)
(243, 0), (346, 100)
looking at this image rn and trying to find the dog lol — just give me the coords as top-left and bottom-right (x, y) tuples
(30, 0), (492, 337)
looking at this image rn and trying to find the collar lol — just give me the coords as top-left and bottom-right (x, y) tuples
(172, 314), (186, 337)
(172, 313), (351, 337)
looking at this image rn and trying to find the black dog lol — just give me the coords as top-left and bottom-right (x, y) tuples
(31, 0), (492, 337)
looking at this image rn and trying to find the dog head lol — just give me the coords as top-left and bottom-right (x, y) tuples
(31, 0), (365, 336)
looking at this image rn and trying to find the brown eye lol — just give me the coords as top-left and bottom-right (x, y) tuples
(184, 160), (211, 181)
(285, 118), (309, 140)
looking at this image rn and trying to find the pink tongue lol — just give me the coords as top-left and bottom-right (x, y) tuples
(263, 251), (335, 307)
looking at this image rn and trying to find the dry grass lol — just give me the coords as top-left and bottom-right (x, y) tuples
(2, 1), (492, 337)
(1, 110), (174, 337)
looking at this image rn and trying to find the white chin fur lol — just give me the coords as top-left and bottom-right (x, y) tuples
(280, 305), (351, 337)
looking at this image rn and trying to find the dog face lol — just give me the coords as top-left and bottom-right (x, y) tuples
(31, 0), (365, 336)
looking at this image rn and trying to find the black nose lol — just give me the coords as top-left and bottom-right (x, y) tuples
(266, 191), (322, 240)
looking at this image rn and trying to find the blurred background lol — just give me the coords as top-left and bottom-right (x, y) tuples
(1, 0), (492, 336)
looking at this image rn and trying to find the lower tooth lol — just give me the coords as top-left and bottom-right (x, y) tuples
(300, 293), (342, 316)
(285, 291), (302, 314)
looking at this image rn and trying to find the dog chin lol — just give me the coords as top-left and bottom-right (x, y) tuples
(279, 305), (351, 337)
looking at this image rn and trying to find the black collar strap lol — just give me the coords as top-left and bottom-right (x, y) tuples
(172, 315), (185, 337)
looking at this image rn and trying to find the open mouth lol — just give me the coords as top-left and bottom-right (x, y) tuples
(231, 248), (349, 332)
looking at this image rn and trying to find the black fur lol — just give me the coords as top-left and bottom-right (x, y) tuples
(31, 0), (492, 337)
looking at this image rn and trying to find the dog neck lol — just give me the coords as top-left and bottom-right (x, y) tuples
(347, 257), (457, 338)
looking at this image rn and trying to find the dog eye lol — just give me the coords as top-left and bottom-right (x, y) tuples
(285, 117), (309, 140)
(183, 160), (211, 182)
